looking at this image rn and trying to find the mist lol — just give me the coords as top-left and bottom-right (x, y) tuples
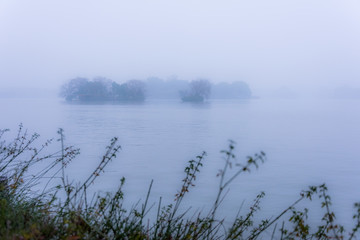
(1, 1), (360, 237)
(1, 0), (360, 98)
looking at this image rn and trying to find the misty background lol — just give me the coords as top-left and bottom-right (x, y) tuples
(1, 0), (360, 230)
(1, 0), (360, 98)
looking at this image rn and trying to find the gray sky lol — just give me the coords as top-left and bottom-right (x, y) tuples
(1, 0), (360, 96)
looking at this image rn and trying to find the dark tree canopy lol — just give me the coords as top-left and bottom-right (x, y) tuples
(112, 80), (145, 101)
(180, 79), (212, 102)
(60, 76), (252, 102)
(60, 77), (88, 101)
(60, 78), (146, 102)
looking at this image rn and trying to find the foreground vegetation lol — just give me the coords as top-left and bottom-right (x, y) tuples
(1, 125), (360, 239)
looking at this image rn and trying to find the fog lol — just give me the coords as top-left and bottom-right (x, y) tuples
(1, 0), (360, 98)
(1, 1), (360, 234)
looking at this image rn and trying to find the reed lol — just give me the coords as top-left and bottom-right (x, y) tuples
(0, 125), (359, 239)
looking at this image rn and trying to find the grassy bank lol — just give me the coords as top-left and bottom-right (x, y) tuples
(0, 125), (359, 239)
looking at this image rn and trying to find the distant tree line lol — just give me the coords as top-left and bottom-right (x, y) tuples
(146, 77), (252, 100)
(60, 76), (252, 102)
(60, 77), (145, 102)
(179, 79), (211, 102)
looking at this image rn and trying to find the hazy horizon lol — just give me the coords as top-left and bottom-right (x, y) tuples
(1, 1), (360, 233)
(1, 0), (360, 98)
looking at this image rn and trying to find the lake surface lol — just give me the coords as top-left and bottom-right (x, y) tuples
(1, 97), (360, 229)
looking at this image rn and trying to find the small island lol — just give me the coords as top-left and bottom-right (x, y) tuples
(60, 77), (146, 102)
(179, 79), (252, 102)
(179, 79), (211, 102)
(60, 77), (253, 103)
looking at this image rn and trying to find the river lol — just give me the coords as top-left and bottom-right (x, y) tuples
(1, 97), (360, 229)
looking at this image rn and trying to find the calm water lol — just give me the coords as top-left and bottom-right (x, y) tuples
(1, 97), (360, 228)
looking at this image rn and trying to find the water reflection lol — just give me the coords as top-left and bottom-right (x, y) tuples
(1, 97), (360, 228)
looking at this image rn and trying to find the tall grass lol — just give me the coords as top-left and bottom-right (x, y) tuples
(0, 125), (359, 239)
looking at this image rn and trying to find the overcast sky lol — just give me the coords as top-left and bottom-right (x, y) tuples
(0, 0), (360, 96)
